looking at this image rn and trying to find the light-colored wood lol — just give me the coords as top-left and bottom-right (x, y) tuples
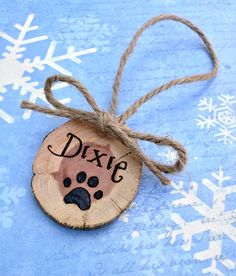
(32, 119), (142, 229)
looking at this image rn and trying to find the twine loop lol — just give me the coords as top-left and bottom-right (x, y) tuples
(21, 14), (218, 185)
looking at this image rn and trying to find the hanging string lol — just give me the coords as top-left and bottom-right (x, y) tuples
(21, 14), (218, 185)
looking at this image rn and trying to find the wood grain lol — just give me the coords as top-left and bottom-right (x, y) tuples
(32, 119), (142, 229)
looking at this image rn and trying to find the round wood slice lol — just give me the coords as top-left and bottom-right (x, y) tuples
(32, 119), (142, 229)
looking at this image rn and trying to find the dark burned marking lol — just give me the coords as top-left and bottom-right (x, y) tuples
(111, 161), (128, 183)
(48, 133), (82, 158)
(62, 174), (103, 210)
(76, 171), (87, 183)
(63, 177), (71, 188)
(81, 145), (90, 158)
(64, 187), (91, 211)
(63, 174), (103, 210)
(87, 176), (99, 188)
(48, 132), (129, 183)
(87, 150), (107, 167)
(107, 156), (116, 170)
(94, 190), (103, 200)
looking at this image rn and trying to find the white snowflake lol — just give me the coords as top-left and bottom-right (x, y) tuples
(0, 14), (97, 123)
(196, 94), (236, 144)
(119, 213), (129, 223)
(158, 167), (236, 276)
(0, 168), (26, 228)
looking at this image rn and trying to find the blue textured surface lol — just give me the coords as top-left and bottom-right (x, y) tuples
(0, 1), (236, 275)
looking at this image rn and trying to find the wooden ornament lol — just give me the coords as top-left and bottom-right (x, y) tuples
(32, 119), (142, 229)
(22, 14), (218, 230)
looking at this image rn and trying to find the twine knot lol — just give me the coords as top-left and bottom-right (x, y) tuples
(96, 111), (127, 137)
(20, 14), (218, 185)
(97, 111), (115, 135)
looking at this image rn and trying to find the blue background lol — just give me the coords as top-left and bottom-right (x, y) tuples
(0, 1), (235, 275)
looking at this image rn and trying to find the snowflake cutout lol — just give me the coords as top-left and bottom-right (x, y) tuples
(158, 167), (236, 275)
(196, 94), (236, 144)
(0, 168), (26, 228)
(0, 14), (97, 123)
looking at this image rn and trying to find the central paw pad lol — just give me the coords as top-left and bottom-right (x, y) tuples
(63, 171), (103, 210)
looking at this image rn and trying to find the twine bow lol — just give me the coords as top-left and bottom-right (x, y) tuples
(21, 14), (218, 185)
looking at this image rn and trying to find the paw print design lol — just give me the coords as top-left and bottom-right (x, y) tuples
(53, 142), (115, 211)
(63, 171), (103, 210)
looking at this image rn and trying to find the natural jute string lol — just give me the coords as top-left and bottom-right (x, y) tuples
(21, 14), (218, 185)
